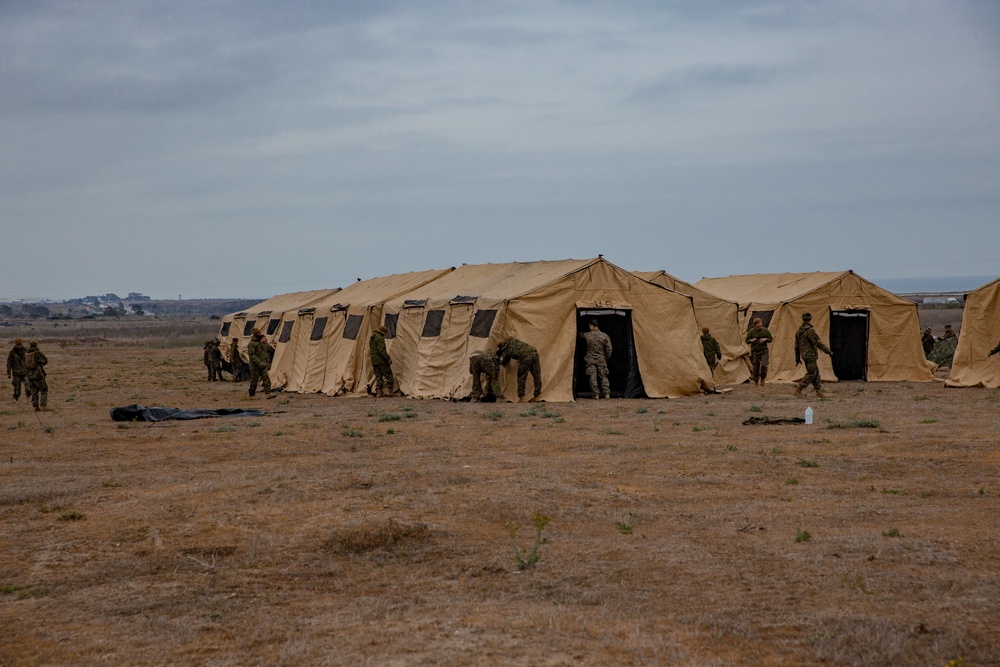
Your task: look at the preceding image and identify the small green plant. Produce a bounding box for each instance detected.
[116,423,131,430]
[377,413,402,422]
[386,427,395,435]
[616,522,633,534]
[882,527,902,538]
[246,421,261,428]
[341,428,363,438]
[786,478,798,485]
[771,446,783,454]
[748,405,763,413]
[552,417,565,423]
[914,395,927,401]
[505,513,551,570]
[210,424,237,433]
[807,438,830,444]
[795,527,811,543]
[58,511,85,522]
[692,426,708,432]
[484,410,504,421]
[881,488,901,495]
[797,459,819,468]
[920,418,938,424]
[44,426,56,434]
[605,429,623,435]
[1,585,26,595]
[635,407,648,414]
[725,444,738,451]
[945,658,972,667]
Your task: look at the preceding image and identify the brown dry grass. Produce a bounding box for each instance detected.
[1,330,998,666]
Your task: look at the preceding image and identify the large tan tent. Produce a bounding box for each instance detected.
[269,268,454,394]
[635,270,750,385]
[378,258,714,402]
[945,276,1000,388]
[219,289,339,362]
[695,271,935,384]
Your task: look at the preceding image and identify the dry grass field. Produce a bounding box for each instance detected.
[1,319,998,666]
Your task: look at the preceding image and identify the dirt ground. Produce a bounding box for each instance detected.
[1,332,998,666]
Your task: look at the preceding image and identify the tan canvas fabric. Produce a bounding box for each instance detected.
[696,271,934,383]
[946,277,1000,388]
[268,269,454,394]
[635,270,750,385]
[379,258,712,401]
[219,289,339,362]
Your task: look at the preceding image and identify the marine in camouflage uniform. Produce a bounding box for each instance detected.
[580,321,612,399]
[497,338,542,401]
[6,337,28,402]
[745,318,773,386]
[921,328,935,357]
[794,313,832,397]
[469,349,501,401]
[23,339,48,411]
[203,340,213,381]
[700,327,722,373]
[369,326,394,397]
[941,324,956,340]
[208,340,225,381]
[247,329,272,396]
[229,338,244,382]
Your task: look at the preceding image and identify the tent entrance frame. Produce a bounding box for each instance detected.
[573,309,644,399]
[829,309,869,381]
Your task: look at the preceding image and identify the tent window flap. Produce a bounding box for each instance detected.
[469,309,497,338]
[421,310,446,337]
[384,313,399,339]
[278,320,294,343]
[343,314,364,340]
[310,317,328,341]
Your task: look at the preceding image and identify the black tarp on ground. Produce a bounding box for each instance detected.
[110,404,265,422]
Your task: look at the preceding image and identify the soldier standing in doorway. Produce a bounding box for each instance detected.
[580,320,612,399]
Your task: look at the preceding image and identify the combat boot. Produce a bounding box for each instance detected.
[793,386,803,398]
[815,389,826,398]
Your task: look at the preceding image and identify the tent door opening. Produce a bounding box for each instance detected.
[830,310,869,381]
[574,309,644,399]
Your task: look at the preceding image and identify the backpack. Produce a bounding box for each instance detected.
[24,350,37,370]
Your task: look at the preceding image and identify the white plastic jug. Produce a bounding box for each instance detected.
[805,407,814,425]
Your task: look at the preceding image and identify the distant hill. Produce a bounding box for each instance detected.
[0,298,261,320]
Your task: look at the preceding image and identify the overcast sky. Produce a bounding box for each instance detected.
[2,0,998,300]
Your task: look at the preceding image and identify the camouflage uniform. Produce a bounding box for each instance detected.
[208,341,225,381]
[497,338,541,400]
[6,339,28,401]
[469,350,501,401]
[203,341,213,381]
[745,325,773,385]
[795,320,832,394]
[229,339,244,382]
[247,333,272,396]
[921,329,935,357]
[581,328,612,399]
[369,329,394,397]
[941,326,956,340]
[701,332,722,372]
[23,341,48,410]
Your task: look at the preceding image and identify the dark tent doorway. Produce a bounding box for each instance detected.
[830,310,869,381]
[574,309,644,398]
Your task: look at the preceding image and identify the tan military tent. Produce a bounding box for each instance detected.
[269,268,455,394]
[945,276,1000,388]
[379,258,713,401]
[219,289,339,362]
[695,271,935,383]
[635,270,750,385]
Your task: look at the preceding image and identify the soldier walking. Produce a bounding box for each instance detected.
[24,339,49,412]
[469,349,502,402]
[203,340,213,381]
[745,317,773,386]
[497,337,542,402]
[369,325,394,397]
[794,313,832,398]
[6,337,28,402]
[247,329,272,396]
[921,328,935,357]
[208,339,225,381]
[701,327,722,374]
[229,337,244,382]
[580,320,612,399]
